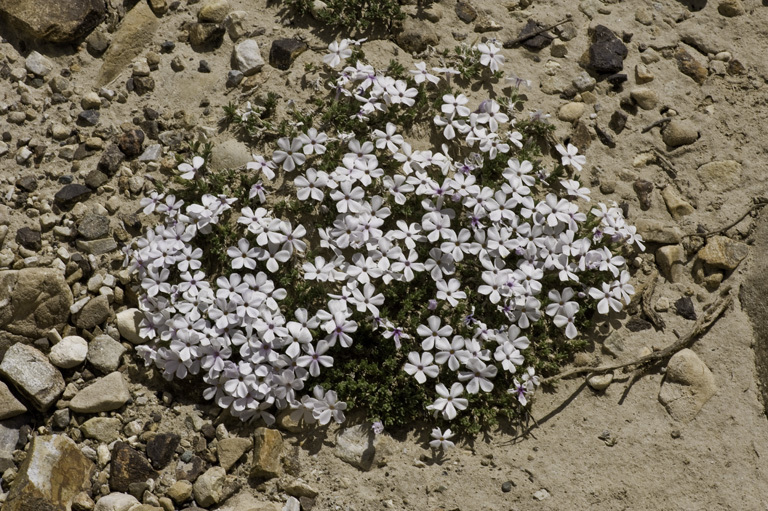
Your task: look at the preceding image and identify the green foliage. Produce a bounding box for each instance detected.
[287,0,405,34]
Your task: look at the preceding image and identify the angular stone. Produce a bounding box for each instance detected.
[75,295,110,330]
[3,435,94,511]
[78,109,100,127]
[659,349,717,422]
[69,371,130,413]
[630,87,658,110]
[718,0,744,17]
[87,334,127,373]
[697,160,741,192]
[85,169,109,190]
[78,213,110,240]
[635,219,683,244]
[132,76,155,96]
[25,51,54,77]
[49,335,89,369]
[193,467,227,507]
[198,0,230,22]
[662,119,699,147]
[279,478,319,499]
[633,179,654,211]
[588,25,627,74]
[76,237,118,256]
[217,437,251,472]
[98,144,125,175]
[697,236,748,271]
[675,296,697,320]
[0,0,106,43]
[81,417,122,443]
[251,427,283,479]
[0,382,26,420]
[656,245,684,283]
[395,18,439,53]
[110,441,159,492]
[15,227,42,251]
[675,48,708,84]
[0,343,64,412]
[269,38,308,71]
[166,480,193,504]
[0,268,72,339]
[138,144,162,162]
[517,20,553,51]
[176,455,205,482]
[147,432,180,470]
[335,423,376,471]
[55,184,92,208]
[662,187,694,219]
[93,492,139,511]
[455,1,477,23]
[98,1,160,86]
[233,39,265,76]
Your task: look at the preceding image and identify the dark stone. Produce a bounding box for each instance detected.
[633,179,654,211]
[727,59,746,76]
[171,56,185,72]
[674,48,708,84]
[609,110,627,134]
[54,183,91,208]
[517,20,554,50]
[128,481,150,501]
[188,23,225,48]
[570,120,592,153]
[226,70,244,88]
[501,481,515,492]
[77,110,100,127]
[0,0,106,43]
[110,442,159,492]
[146,432,180,470]
[626,317,652,332]
[86,30,110,56]
[15,176,37,192]
[198,60,211,73]
[269,38,309,71]
[15,227,41,251]
[160,40,176,53]
[201,423,216,440]
[455,1,478,23]
[176,455,205,482]
[300,497,315,510]
[139,120,159,141]
[675,297,697,320]
[588,25,627,75]
[118,129,145,158]
[132,76,155,95]
[77,214,110,240]
[119,213,142,231]
[143,106,160,121]
[98,144,125,174]
[594,124,616,148]
[84,169,108,189]
[70,253,92,279]
[73,144,92,161]
[52,93,68,105]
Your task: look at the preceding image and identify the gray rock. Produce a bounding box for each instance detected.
[3,435,94,511]
[52,408,70,428]
[75,295,110,330]
[49,335,88,369]
[116,308,145,344]
[93,492,140,511]
[572,71,596,92]
[25,51,53,77]
[233,39,265,76]
[395,18,439,53]
[335,423,376,471]
[55,184,92,208]
[193,467,227,507]
[97,1,160,86]
[69,371,130,413]
[226,70,244,88]
[659,349,717,422]
[98,144,125,175]
[0,344,64,412]
[86,30,110,55]
[662,119,699,147]
[588,25,627,74]
[78,109,100,126]
[0,268,72,339]
[138,144,163,161]
[76,237,118,255]
[0,417,25,471]
[517,20,553,50]
[0,0,106,43]
[283,496,301,511]
[78,213,110,240]
[210,138,252,170]
[81,417,122,443]
[455,1,477,23]
[217,437,252,472]
[15,227,42,251]
[0,382,27,420]
[85,170,109,189]
[87,334,127,373]
[269,38,308,71]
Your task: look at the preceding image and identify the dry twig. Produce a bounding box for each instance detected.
[652,149,678,179]
[641,118,671,133]
[503,17,572,48]
[540,286,732,386]
[682,197,768,239]
[641,270,665,330]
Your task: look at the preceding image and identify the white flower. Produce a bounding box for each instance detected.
[477,43,504,73]
[178,156,204,180]
[427,383,468,420]
[556,143,587,172]
[410,62,440,85]
[430,427,455,450]
[436,278,466,307]
[273,137,307,172]
[324,39,352,68]
[294,168,328,201]
[441,94,471,117]
[404,351,439,384]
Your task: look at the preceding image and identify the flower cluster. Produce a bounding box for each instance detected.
[124,38,642,442]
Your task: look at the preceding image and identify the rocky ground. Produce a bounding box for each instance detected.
[0,0,768,510]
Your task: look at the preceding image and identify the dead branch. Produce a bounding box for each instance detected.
[641,118,671,133]
[652,149,678,179]
[540,286,732,386]
[503,17,572,48]
[682,197,768,239]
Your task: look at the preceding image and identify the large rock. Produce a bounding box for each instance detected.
[116,308,145,345]
[97,1,160,85]
[335,423,376,471]
[75,295,111,330]
[93,492,140,511]
[81,417,122,443]
[0,0,106,43]
[217,437,252,472]
[232,39,264,76]
[587,25,627,74]
[0,343,65,412]
[110,442,159,492]
[87,334,127,373]
[49,335,89,369]
[0,268,73,340]
[251,428,283,479]
[0,381,26,419]
[697,236,748,271]
[193,467,227,507]
[659,349,717,422]
[395,17,439,53]
[697,160,742,192]
[3,435,94,511]
[69,371,130,413]
[0,416,25,471]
